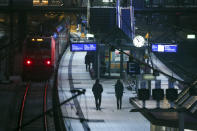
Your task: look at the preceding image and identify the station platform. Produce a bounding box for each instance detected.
[57,48,150,131]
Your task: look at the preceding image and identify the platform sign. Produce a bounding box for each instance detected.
[143,74,155,80]
[84,44,96,51]
[71,43,97,51]
[152,44,164,52]
[151,44,177,53]
[164,45,177,52]
[71,44,83,51]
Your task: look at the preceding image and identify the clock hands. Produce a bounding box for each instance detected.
[133,35,145,47]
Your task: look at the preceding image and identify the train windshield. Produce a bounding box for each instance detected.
[26,38,51,50]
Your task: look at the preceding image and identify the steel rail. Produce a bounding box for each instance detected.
[17,82,31,131]
[16,81,49,131]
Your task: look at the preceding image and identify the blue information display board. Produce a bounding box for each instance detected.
[164,45,177,52]
[152,44,177,52]
[71,43,97,51]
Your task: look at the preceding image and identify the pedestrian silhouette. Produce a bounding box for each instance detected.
[92,79,103,110]
[85,54,91,71]
[115,79,124,109]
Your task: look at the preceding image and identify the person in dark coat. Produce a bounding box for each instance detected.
[92,79,103,110]
[85,54,91,71]
[115,79,124,109]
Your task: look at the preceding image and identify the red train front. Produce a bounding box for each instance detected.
[22,36,57,80]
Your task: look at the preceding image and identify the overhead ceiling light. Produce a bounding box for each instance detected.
[103,0,113,2]
[187,34,195,39]
[86,33,94,38]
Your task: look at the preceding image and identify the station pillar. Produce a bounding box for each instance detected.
[108,46,111,77]
[120,49,124,79]
[97,44,100,79]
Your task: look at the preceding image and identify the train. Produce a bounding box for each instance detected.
[22,35,66,81]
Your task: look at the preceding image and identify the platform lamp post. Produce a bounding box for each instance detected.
[144,32,152,97]
[87,0,90,32]
[96,43,100,80]
[133,35,146,92]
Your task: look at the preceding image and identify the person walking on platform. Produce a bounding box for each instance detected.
[85,54,91,71]
[115,79,124,109]
[92,79,103,110]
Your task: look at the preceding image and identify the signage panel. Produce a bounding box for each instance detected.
[151,44,177,53]
[164,45,177,52]
[71,43,97,51]
[143,74,156,80]
[152,44,158,52]
[84,44,96,51]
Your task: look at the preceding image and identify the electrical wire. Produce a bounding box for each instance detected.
[84,93,89,120]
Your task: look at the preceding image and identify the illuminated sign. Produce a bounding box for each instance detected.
[143,74,156,80]
[152,44,177,52]
[31,38,44,42]
[33,0,48,6]
[187,34,195,39]
[37,38,44,42]
[71,43,97,51]
[164,45,177,52]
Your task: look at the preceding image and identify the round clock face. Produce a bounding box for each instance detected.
[133,35,145,47]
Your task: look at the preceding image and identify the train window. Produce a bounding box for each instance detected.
[26,38,51,49]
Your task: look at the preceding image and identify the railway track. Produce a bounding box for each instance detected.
[17,81,50,131]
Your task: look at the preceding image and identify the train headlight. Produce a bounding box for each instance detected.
[45,60,51,65]
[25,59,33,66]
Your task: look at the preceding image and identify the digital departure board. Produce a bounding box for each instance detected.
[71,43,97,51]
[151,44,177,52]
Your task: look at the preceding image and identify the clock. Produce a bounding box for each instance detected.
[133,35,145,47]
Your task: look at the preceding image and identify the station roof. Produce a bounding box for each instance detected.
[95,26,133,48]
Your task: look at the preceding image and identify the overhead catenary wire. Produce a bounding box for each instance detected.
[84,93,89,120]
